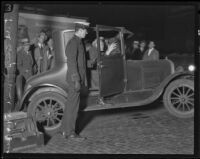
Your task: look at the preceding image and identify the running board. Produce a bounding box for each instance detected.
[83,89,155,111]
[83,102,141,111]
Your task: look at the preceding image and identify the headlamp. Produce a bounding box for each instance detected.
[188,65,195,72]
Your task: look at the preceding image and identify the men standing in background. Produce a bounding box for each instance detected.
[43,37,55,71]
[60,21,89,141]
[142,41,159,60]
[33,30,48,74]
[17,38,34,81]
[139,40,146,54]
[126,40,140,60]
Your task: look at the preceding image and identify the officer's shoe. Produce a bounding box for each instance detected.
[62,132,86,141]
[97,98,106,105]
[69,133,87,141]
[97,98,113,106]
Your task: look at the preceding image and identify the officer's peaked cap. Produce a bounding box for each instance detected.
[75,21,89,30]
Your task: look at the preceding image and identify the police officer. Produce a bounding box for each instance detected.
[60,21,89,140]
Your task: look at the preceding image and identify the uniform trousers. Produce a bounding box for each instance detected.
[61,82,80,136]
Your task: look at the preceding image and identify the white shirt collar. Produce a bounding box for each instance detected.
[38,43,44,48]
[148,48,154,56]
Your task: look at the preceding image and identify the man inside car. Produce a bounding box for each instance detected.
[142,41,159,60]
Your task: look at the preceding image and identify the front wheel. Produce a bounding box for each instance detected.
[163,78,194,118]
[27,92,67,136]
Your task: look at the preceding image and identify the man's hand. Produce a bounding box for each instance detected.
[105,42,117,55]
[74,81,81,92]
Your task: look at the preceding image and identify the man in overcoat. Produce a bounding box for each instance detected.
[60,21,89,140]
[17,38,34,80]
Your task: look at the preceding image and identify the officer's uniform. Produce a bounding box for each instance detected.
[61,34,87,136]
[17,47,33,80]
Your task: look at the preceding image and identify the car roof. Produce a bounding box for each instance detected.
[92,25,134,35]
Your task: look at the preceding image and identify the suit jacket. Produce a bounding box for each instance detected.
[130,48,143,60]
[65,35,87,86]
[88,46,98,69]
[33,43,48,74]
[49,48,55,69]
[42,46,55,71]
[142,48,159,60]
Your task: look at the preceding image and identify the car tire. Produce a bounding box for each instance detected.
[27,91,67,136]
[163,78,194,118]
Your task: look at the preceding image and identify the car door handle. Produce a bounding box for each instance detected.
[97,63,107,68]
[100,64,107,68]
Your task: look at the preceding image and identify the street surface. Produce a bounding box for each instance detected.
[20,101,194,154]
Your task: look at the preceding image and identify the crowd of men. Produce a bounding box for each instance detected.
[126,40,159,61]
[16,24,160,85]
[16,25,55,82]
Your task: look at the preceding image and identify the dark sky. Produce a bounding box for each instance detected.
[19,2,196,53]
[19,3,194,30]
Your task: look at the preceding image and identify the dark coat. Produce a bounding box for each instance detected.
[33,43,49,74]
[142,48,159,60]
[126,48,143,60]
[42,46,55,71]
[17,48,33,80]
[88,46,98,69]
[65,35,87,86]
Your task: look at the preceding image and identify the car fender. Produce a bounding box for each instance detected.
[154,71,194,98]
[19,84,68,111]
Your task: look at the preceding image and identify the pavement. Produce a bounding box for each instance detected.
[15,102,194,154]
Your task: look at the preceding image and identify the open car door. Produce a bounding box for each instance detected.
[96,25,126,97]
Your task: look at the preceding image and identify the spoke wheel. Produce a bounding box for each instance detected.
[28,91,67,136]
[163,79,194,118]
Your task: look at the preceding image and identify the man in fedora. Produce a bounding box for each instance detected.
[60,21,89,140]
[17,37,34,81]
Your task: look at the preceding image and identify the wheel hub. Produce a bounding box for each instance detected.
[179,95,187,103]
[45,105,54,117]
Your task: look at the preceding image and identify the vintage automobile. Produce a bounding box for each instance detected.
[16,25,194,136]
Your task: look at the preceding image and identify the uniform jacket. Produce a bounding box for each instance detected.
[142,48,159,60]
[65,35,87,86]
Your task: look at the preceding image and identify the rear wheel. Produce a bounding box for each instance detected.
[163,79,194,118]
[27,92,67,136]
